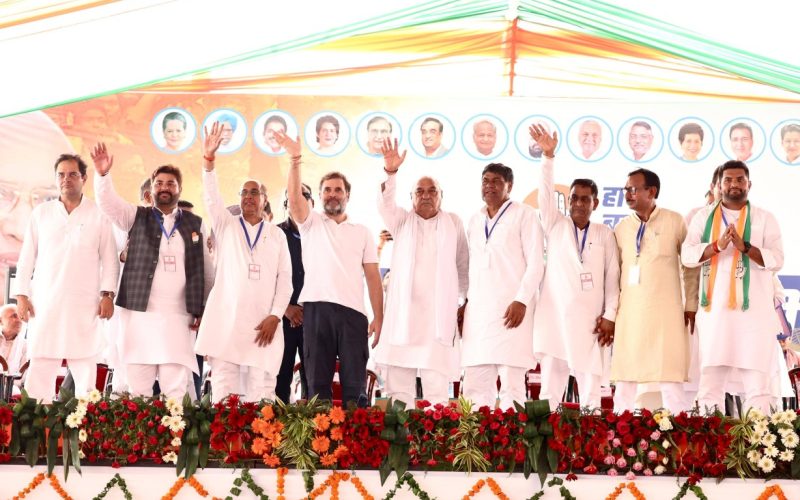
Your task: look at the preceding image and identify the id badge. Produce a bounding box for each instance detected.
[249,264,261,281]
[628,265,640,285]
[163,255,177,272]
[580,272,594,291]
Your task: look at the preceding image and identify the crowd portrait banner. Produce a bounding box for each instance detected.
[1,93,798,328]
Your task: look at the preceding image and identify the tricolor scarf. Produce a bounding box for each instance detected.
[700,201,751,311]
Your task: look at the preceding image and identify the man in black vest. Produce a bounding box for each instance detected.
[92,143,212,400]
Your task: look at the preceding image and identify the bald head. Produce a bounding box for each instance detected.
[412,176,442,220]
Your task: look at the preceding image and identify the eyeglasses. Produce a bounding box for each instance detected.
[239,189,263,197]
[56,171,82,180]
[622,186,647,195]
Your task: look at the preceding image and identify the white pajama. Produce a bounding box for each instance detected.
[25,356,97,403]
[463,364,527,410]
[127,363,189,400]
[538,355,602,410]
[614,381,689,414]
[210,357,276,403]
[382,366,450,407]
[697,366,772,414]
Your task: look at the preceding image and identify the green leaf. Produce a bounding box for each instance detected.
[379,460,391,485]
[176,442,188,476]
[199,441,209,469]
[70,432,82,475]
[792,454,800,479]
[546,447,557,473]
[186,442,199,478]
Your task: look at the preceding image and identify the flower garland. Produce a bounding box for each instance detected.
[11,472,45,500]
[672,480,708,500]
[462,477,509,499]
[528,476,576,500]
[92,473,133,500]
[382,472,433,500]
[606,481,646,500]
[306,471,373,500]
[161,475,221,500]
[756,484,789,500]
[225,468,269,500]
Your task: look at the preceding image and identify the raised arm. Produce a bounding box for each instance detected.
[201,122,230,233]
[91,143,137,231]
[277,131,309,224]
[378,138,410,234]
[530,124,559,233]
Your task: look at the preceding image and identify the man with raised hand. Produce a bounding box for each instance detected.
[277,131,383,408]
[373,138,468,407]
[682,160,783,414]
[461,160,544,410]
[14,153,118,402]
[530,124,620,411]
[194,122,292,403]
[93,144,212,400]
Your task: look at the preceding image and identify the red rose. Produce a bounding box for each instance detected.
[98,401,109,411]
[111,461,120,468]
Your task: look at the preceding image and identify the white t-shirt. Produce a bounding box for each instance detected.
[298,210,378,317]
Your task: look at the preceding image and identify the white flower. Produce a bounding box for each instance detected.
[72,405,87,420]
[662,457,669,465]
[77,396,90,408]
[753,420,769,436]
[747,450,762,464]
[88,389,102,403]
[761,433,777,447]
[785,411,797,423]
[168,416,186,433]
[662,440,670,450]
[78,429,87,443]
[764,445,779,458]
[749,408,766,421]
[782,432,799,449]
[65,414,81,429]
[654,465,665,475]
[659,418,673,431]
[778,427,794,438]
[758,456,776,474]
[162,452,178,464]
[166,398,183,416]
[79,450,85,459]
[779,450,794,462]
[171,437,182,447]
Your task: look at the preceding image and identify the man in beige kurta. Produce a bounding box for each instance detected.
[610,168,698,414]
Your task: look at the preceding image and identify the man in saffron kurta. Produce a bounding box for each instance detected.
[373,139,469,407]
[462,162,544,410]
[195,123,293,403]
[610,168,698,414]
[682,160,783,413]
[530,125,620,410]
[14,154,119,402]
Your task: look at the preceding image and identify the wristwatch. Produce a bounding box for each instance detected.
[101,291,115,299]
[742,242,752,254]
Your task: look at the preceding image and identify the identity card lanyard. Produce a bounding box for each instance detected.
[485,201,513,242]
[635,220,645,262]
[239,216,265,259]
[573,221,590,263]
[721,210,729,228]
[154,208,181,245]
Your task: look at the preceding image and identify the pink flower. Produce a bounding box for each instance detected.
[606,430,616,440]
[647,451,657,461]
[626,448,636,457]
[612,438,621,447]
[638,439,648,450]
[633,462,643,471]
[604,455,615,465]
[650,431,661,440]
[643,468,653,476]
[616,457,627,468]
[607,468,618,476]
[626,471,636,480]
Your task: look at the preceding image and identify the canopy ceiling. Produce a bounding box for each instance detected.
[2,0,798,118]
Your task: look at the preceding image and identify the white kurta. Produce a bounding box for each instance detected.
[372,174,468,379]
[194,170,292,372]
[532,157,619,377]
[0,332,27,373]
[13,197,118,360]
[95,173,212,374]
[682,203,784,373]
[462,200,544,368]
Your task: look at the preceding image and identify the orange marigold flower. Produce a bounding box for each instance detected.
[329,405,345,424]
[333,444,348,458]
[263,453,281,467]
[261,405,275,420]
[320,453,337,466]
[314,413,331,432]
[252,437,268,455]
[269,432,283,448]
[330,426,343,441]
[311,435,331,453]
[252,418,269,435]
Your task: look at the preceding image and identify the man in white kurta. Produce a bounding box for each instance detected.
[529,126,619,410]
[373,139,469,407]
[682,161,783,413]
[1,304,28,394]
[13,154,118,402]
[93,144,213,400]
[195,123,292,403]
[462,162,544,410]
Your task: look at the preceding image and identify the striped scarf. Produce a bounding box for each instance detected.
[700,201,751,311]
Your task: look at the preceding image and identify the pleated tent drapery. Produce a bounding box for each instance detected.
[2,0,798,119]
